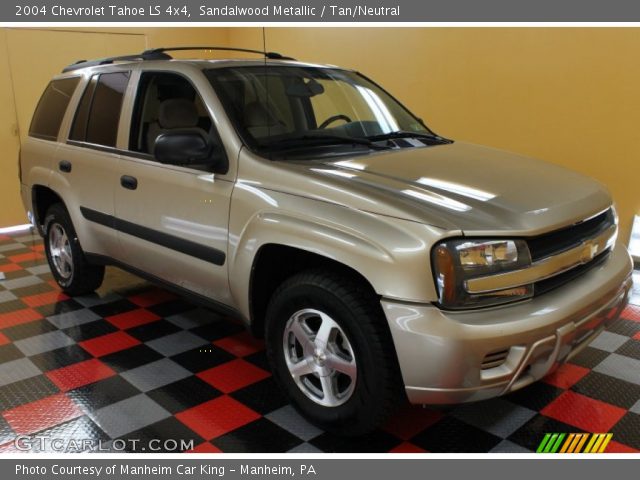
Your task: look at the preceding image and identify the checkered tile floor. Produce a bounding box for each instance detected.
[0,229,639,453]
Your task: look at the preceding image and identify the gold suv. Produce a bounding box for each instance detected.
[20,47,633,435]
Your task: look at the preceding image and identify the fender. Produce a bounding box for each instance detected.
[228,185,450,320]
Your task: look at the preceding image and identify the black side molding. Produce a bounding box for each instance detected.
[80,207,226,266]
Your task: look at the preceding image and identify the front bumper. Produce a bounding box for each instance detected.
[383,243,634,405]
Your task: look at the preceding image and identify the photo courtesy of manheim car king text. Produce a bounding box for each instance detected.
[0,0,639,478]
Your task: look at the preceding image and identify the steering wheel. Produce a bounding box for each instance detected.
[318,114,353,129]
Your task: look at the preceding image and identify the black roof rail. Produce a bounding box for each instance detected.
[62,46,295,73]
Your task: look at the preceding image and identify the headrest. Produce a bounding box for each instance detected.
[158,99,199,129]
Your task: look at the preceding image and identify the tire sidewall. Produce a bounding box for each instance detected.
[43,206,78,289]
[266,281,380,430]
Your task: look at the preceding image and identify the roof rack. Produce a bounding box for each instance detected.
[62,46,295,73]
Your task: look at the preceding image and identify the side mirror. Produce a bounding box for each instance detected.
[154,131,223,168]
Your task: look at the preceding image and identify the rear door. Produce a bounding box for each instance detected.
[52,69,130,258]
[113,67,235,305]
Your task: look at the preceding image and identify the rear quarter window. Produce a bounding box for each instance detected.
[69,71,129,148]
[29,77,80,141]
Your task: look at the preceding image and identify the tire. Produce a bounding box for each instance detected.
[265,268,403,436]
[43,203,105,296]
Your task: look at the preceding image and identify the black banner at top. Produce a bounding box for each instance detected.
[6,0,640,22]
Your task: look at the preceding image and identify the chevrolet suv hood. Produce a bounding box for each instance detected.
[294,142,612,235]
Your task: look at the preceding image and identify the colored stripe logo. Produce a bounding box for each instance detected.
[536,433,613,453]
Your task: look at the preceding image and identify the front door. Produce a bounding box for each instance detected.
[114,70,234,305]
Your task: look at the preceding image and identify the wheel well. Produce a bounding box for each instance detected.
[249,244,378,337]
[32,186,64,232]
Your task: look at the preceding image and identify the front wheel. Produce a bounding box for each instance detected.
[43,203,105,296]
[265,269,403,436]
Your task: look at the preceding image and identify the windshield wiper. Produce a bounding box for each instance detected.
[261,134,392,151]
[366,131,451,143]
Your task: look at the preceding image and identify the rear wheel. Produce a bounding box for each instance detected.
[265,269,403,436]
[43,203,105,295]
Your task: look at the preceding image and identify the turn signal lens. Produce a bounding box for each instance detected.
[432,238,533,310]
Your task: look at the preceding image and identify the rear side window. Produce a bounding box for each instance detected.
[70,71,129,147]
[29,77,80,141]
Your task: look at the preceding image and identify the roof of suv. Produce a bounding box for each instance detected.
[61,46,337,74]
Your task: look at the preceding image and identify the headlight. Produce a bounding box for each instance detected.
[432,239,533,310]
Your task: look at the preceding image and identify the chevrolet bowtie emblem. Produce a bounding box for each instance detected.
[580,240,598,263]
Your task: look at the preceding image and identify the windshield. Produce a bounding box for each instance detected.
[205,66,440,156]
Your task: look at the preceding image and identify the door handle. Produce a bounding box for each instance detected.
[120,175,138,190]
[58,160,72,173]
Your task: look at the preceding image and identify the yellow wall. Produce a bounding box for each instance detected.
[0,27,229,226]
[1,27,638,244]
[231,27,640,244]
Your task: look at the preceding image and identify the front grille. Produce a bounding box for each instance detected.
[527,209,614,262]
[481,349,510,370]
[534,249,610,297]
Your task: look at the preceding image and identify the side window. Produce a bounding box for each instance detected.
[69,72,129,147]
[129,71,213,159]
[29,77,80,141]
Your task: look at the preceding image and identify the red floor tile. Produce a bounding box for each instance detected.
[213,331,265,357]
[22,290,69,308]
[384,405,443,440]
[106,309,161,329]
[605,441,639,453]
[543,363,590,389]
[197,359,270,393]
[187,442,223,453]
[30,244,45,253]
[128,289,178,308]
[633,331,640,341]
[176,395,260,440]
[0,332,9,346]
[46,358,116,391]
[8,252,44,263]
[388,442,428,453]
[622,305,640,323]
[0,308,43,329]
[541,391,627,432]
[2,393,82,435]
[79,331,141,357]
[0,263,22,273]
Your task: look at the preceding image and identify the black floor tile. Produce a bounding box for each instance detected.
[615,339,640,361]
[611,412,640,450]
[100,344,164,373]
[147,376,221,414]
[571,371,640,409]
[311,429,401,453]
[212,418,302,453]
[35,299,84,318]
[126,321,182,343]
[68,376,140,412]
[118,417,205,452]
[188,321,244,342]
[0,375,59,411]
[170,346,235,373]
[507,415,584,451]
[1,319,58,341]
[29,345,93,372]
[567,346,611,369]
[0,344,24,363]
[504,381,565,412]
[29,416,109,452]
[148,299,196,318]
[89,299,137,318]
[411,416,502,453]
[607,319,640,338]
[230,377,288,415]
[62,320,118,342]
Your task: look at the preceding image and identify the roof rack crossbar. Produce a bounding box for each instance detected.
[62,46,294,73]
